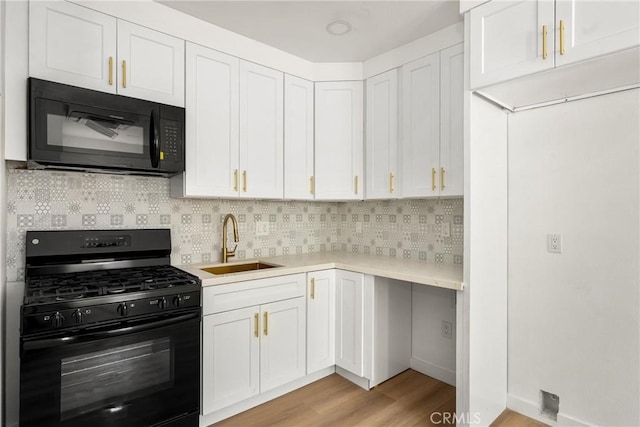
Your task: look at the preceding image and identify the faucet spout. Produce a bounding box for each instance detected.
[222,213,240,263]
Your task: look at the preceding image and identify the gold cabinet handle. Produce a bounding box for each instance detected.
[242,170,247,192]
[542,25,548,60]
[254,313,259,338]
[122,60,127,88]
[431,168,436,191]
[354,176,359,194]
[559,20,566,55]
[440,167,445,190]
[108,56,113,85]
[389,172,394,193]
[310,176,315,195]
[233,169,238,191]
[263,312,268,336]
[310,277,315,299]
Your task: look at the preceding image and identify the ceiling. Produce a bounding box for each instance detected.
[158,1,462,62]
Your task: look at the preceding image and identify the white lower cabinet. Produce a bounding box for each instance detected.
[335,270,365,377]
[202,274,306,415]
[260,298,306,392]
[203,306,260,414]
[202,271,413,419]
[306,270,336,373]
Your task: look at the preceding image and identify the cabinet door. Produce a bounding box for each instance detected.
[239,61,284,199]
[260,298,306,392]
[365,69,399,199]
[315,81,364,200]
[175,43,239,198]
[556,0,640,67]
[284,74,315,200]
[29,1,117,93]
[202,306,260,414]
[439,44,465,197]
[335,270,364,377]
[470,0,555,89]
[401,53,440,198]
[307,270,336,374]
[117,20,185,106]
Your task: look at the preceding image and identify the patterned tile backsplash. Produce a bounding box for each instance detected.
[5,169,463,281]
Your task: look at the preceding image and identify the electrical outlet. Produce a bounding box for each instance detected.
[547,234,562,253]
[441,321,453,339]
[442,222,451,238]
[256,221,269,237]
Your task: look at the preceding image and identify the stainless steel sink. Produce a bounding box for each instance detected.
[201,262,281,275]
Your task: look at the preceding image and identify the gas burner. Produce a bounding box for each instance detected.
[24,265,200,305]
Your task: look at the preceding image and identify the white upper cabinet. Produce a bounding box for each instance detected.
[315,81,364,201]
[172,43,239,199]
[439,44,465,197]
[555,0,640,67]
[239,61,284,199]
[117,20,185,106]
[401,52,441,198]
[470,0,555,89]
[29,1,117,94]
[365,69,399,200]
[29,1,185,106]
[284,75,315,200]
[470,0,639,90]
[401,46,464,198]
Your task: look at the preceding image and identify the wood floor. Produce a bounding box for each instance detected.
[213,369,546,426]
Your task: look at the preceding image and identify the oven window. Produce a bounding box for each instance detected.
[47,112,145,154]
[60,337,173,421]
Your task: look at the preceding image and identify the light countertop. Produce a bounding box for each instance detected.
[179,252,464,291]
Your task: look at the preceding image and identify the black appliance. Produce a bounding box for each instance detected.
[19,229,201,427]
[29,78,185,176]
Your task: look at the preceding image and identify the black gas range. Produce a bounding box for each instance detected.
[20,229,201,427]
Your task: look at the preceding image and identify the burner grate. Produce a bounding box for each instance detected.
[24,265,200,305]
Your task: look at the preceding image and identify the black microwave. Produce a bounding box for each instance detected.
[28,78,185,176]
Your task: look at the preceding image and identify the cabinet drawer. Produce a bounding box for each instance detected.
[203,273,306,315]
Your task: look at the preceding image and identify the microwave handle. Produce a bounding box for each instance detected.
[150,110,160,168]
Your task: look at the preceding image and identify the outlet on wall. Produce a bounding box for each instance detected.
[547,234,562,253]
[256,221,269,237]
[441,320,453,339]
[442,222,451,238]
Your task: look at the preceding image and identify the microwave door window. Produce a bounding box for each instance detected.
[46,112,145,155]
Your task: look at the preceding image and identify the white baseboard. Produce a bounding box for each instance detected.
[335,366,371,390]
[199,367,335,426]
[507,394,593,427]
[410,357,456,387]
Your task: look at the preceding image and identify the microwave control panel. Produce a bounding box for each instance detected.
[161,120,182,161]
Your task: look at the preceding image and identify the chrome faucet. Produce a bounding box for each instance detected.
[222,213,239,263]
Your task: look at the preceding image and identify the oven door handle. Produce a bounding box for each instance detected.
[22,311,200,351]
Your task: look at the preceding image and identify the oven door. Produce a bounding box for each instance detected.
[20,311,200,427]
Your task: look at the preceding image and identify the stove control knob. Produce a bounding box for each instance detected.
[173,295,184,308]
[72,309,84,324]
[158,297,168,310]
[52,312,65,328]
[117,302,128,317]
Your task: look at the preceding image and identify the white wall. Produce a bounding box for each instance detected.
[1,0,7,423]
[411,284,457,386]
[507,88,640,425]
